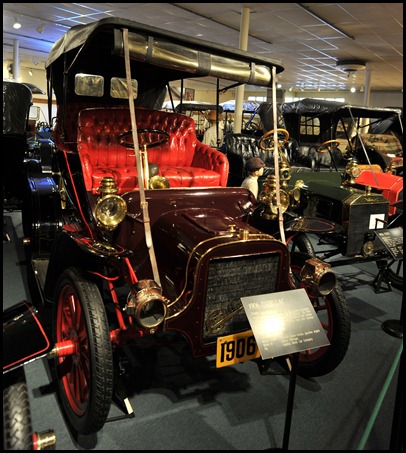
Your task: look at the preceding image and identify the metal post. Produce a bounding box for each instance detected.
[363,69,371,107]
[13,39,20,81]
[234,7,250,134]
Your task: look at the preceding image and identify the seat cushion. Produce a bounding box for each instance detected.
[158,166,221,187]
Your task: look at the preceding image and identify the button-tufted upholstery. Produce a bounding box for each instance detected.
[225,132,313,187]
[224,133,263,186]
[76,107,229,193]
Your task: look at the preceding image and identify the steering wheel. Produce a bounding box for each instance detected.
[118,128,169,149]
[258,129,290,151]
[244,121,261,131]
[317,139,340,154]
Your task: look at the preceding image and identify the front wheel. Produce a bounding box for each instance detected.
[290,252,351,377]
[53,267,113,435]
[287,232,315,256]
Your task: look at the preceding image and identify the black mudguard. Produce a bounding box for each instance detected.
[3,300,52,373]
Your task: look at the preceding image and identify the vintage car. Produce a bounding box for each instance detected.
[280,98,403,175]
[3,300,56,450]
[3,80,33,209]
[274,99,403,289]
[173,102,224,142]
[250,128,403,291]
[20,17,350,437]
[3,80,53,214]
[220,99,264,133]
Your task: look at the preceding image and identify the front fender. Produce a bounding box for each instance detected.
[284,216,342,234]
[3,300,52,373]
[43,230,132,303]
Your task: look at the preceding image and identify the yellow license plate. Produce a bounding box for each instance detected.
[216,330,260,368]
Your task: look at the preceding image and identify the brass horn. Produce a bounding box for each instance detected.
[149,175,170,189]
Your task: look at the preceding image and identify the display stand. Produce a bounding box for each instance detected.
[242,288,330,451]
[372,227,403,294]
[372,260,393,293]
[106,347,136,423]
[258,354,299,451]
[281,352,299,451]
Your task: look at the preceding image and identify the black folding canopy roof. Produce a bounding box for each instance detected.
[281,98,402,120]
[46,17,284,106]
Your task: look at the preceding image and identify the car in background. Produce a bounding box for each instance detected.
[250,126,402,291]
[162,101,223,141]
[3,80,33,209]
[20,17,350,438]
[280,98,403,175]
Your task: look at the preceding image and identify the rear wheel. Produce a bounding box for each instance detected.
[53,267,113,435]
[290,252,351,377]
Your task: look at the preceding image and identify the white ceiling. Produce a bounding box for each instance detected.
[3,3,403,93]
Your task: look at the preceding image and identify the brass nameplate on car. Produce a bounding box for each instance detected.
[216,330,260,368]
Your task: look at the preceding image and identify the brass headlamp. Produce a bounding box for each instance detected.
[343,159,361,185]
[94,177,127,230]
[258,175,290,220]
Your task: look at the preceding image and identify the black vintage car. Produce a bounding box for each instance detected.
[3,80,53,214]
[19,17,350,438]
[3,80,32,209]
[281,98,403,175]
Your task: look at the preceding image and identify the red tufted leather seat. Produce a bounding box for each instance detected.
[76,107,229,193]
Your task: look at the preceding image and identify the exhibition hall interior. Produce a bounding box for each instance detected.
[3,3,403,451]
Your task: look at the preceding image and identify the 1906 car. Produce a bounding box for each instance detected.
[18,18,350,438]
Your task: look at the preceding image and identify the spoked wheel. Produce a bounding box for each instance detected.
[53,267,113,435]
[290,252,351,377]
[3,368,33,450]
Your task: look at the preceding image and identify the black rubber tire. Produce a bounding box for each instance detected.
[3,368,33,450]
[53,267,113,435]
[288,232,315,256]
[290,252,351,377]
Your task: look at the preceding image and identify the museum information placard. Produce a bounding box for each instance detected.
[375,227,403,260]
[241,288,330,360]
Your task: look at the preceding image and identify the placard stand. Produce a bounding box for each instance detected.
[373,227,403,293]
[256,354,299,451]
[241,288,330,450]
[372,260,394,293]
[281,352,299,451]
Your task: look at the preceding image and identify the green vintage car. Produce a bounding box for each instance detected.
[251,99,403,292]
